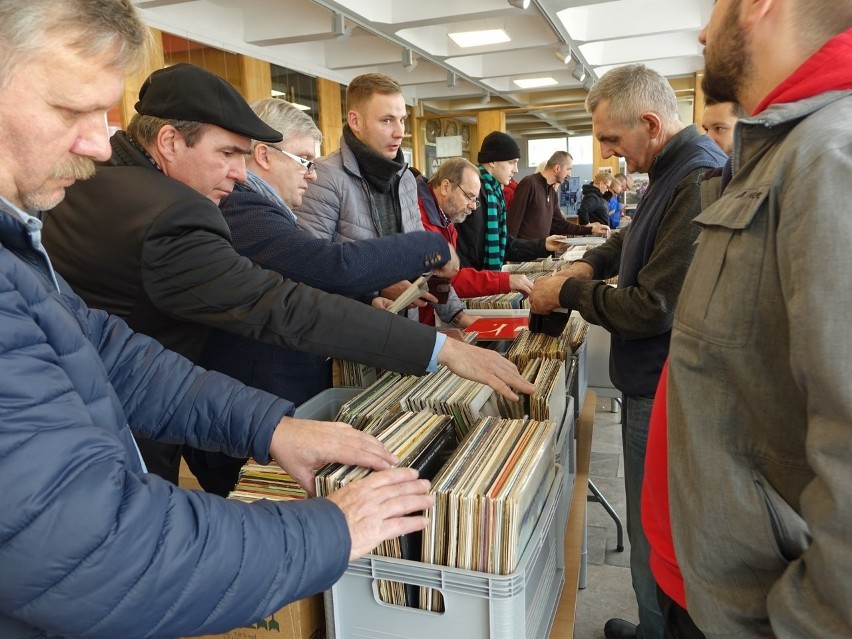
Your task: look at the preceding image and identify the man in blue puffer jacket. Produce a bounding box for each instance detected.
[0,2,434,637]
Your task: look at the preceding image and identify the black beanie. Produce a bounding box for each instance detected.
[477,131,520,163]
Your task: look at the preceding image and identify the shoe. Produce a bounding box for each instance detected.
[604,618,638,639]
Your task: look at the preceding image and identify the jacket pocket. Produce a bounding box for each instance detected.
[674,186,769,347]
[752,469,811,563]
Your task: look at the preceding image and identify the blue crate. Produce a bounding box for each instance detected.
[326,468,565,639]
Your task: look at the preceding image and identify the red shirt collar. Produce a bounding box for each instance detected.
[754,28,852,115]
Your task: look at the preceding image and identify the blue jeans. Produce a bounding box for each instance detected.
[622,394,664,639]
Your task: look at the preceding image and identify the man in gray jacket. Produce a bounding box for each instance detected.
[296,72,476,329]
[665,0,852,637]
[529,65,726,639]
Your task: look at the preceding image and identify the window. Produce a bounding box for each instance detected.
[527,137,567,168]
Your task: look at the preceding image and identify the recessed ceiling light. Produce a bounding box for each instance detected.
[448,28,511,48]
[514,77,559,89]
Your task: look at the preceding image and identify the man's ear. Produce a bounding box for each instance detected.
[742,0,774,29]
[155,125,180,162]
[253,144,272,171]
[347,109,360,134]
[640,112,663,141]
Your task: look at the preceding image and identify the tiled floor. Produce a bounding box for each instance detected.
[570,398,638,639]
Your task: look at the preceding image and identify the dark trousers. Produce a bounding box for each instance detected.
[657,586,706,639]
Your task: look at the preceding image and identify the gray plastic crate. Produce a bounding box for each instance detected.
[554,396,575,545]
[326,468,565,639]
[294,387,363,421]
[570,340,588,417]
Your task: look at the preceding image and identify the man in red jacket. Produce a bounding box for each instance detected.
[416,158,565,325]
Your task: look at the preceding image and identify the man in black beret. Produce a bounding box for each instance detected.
[455,130,566,271]
[42,63,533,494]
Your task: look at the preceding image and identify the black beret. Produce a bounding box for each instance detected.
[135,63,282,143]
[477,131,521,163]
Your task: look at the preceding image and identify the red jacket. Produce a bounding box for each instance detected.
[417,180,510,325]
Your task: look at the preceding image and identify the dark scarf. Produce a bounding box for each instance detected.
[478,166,508,270]
[342,125,406,192]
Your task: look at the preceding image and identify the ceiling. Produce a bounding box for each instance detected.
[133,0,713,140]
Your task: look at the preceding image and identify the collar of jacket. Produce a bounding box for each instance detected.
[109,130,157,170]
[416,175,450,228]
[648,124,702,186]
[341,124,405,193]
[732,90,851,177]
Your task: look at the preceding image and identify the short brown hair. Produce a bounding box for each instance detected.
[346,73,403,113]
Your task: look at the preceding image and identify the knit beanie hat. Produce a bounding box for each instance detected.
[477,131,521,163]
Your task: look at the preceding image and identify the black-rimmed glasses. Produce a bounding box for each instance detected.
[449,181,480,207]
[267,145,316,174]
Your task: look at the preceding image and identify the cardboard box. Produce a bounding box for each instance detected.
[191,594,324,639]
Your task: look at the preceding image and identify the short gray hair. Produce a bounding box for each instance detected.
[586,64,679,127]
[0,0,153,89]
[250,98,322,149]
[545,151,572,169]
[429,157,478,188]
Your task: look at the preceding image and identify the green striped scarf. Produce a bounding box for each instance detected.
[479,166,507,270]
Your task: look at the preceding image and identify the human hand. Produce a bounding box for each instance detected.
[327,467,434,561]
[268,417,398,496]
[380,281,438,308]
[529,275,568,315]
[545,235,567,252]
[590,223,610,237]
[554,261,595,280]
[436,338,535,401]
[433,244,461,279]
[508,273,533,296]
[371,296,394,310]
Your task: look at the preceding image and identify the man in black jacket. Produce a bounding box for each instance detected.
[43,63,533,493]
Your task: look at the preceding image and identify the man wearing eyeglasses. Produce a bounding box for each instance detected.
[296,72,475,329]
[417,157,567,326]
[205,97,460,406]
[42,63,534,495]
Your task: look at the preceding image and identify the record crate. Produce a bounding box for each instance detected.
[324,467,565,639]
[570,339,588,418]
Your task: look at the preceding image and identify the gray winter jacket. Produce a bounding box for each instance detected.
[297,136,464,322]
[668,90,852,639]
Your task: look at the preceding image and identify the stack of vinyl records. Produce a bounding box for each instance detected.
[502,256,557,273]
[336,367,501,439]
[566,315,589,352]
[463,292,528,310]
[315,411,456,607]
[420,416,557,611]
[498,358,566,422]
[335,371,421,428]
[332,359,379,388]
[227,462,308,503]
[505,328,571,369]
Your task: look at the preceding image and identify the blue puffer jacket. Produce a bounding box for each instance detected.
[0,203,349,638]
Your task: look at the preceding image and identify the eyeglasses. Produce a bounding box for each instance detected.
[267,145,316,174]
[449,181,480,207]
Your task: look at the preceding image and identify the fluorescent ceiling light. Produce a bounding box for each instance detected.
[271,89,311,111]
[448,28,510,48]
[508,0,530,8]
[514,77,558,89]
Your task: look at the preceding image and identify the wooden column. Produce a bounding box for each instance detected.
[408,105,424,173]
[474,109,506,162]
[317,77,343,155]
[592,136,619,176]
[119,27,164,128]
[693,71,706,126]
[236,56,272,103]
